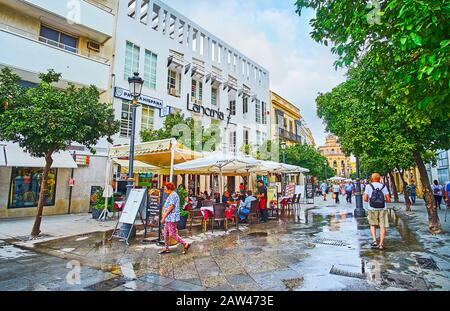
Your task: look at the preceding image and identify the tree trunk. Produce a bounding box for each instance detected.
[398,169,412,212]
[413,151,442,234]
[389,172,399,203]
[384,175,392,197]
[30,151,53,239]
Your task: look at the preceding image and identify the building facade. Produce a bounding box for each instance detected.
[112,0,271,154]
[269,91,314,147]
[0,0,118,218]
[318,134,355,178]
[0,0,272,218]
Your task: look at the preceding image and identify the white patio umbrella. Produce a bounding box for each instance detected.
[329,176,345,181]
[174,152,261,195]
[99,158,114,221]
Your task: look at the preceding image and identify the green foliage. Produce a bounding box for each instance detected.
[141,112,220,152]
[283,143,334,180]
[296,0,450,117]
[0,68,120,158]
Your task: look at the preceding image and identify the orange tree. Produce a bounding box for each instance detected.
[0,68,119,238]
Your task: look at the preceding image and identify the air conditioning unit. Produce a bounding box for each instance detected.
[169,88,177,96]
[87,41,100,53]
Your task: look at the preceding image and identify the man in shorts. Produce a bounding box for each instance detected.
[364,173,391,250]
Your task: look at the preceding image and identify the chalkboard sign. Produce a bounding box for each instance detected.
[147,195,160,218]
[306,184,314,199]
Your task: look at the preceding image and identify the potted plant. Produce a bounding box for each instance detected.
[177,186,190,230]
[91,187,110,219]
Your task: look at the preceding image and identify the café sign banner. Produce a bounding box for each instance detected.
[114,87,163,110]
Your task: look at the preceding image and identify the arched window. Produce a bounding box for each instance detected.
[333,160,337,167]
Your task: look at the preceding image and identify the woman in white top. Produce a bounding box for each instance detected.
[332,182,341,204]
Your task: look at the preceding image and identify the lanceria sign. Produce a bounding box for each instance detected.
[187,98,225,120]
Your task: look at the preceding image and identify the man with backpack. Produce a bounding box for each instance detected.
[364,173,391,250]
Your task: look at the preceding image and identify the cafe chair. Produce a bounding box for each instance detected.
[189,209,206,232]
[248,200,260,224]
[287,194,297,215]
[211,203,227,232]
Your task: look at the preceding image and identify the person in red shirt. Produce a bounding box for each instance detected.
[257,180,268,223]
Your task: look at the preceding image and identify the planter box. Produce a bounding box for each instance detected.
[177,216,188,230]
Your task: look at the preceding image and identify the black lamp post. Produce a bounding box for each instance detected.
[126,72,144,198]
[354,156,365,217]
[280,141,287,195]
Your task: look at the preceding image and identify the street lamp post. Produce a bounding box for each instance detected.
[354,156,365,217]
[126,72,144,198]
[280,141,287,195]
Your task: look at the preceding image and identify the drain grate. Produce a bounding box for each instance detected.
[416,257,440,271]
[330,265,366,279]
[85,277,127,291]
[313,238,347,247]
[248,232,268,238]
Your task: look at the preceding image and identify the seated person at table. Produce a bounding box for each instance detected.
[239,191,256,222]
[222,191,233,204]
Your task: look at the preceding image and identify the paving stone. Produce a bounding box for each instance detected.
[0,277,31,291]
[166,279,204,291]
[139,273,174,286]
[225,273,255,285]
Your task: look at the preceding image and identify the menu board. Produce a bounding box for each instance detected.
[119,188,147,225]
[147,195,160,218]
[306,183,315,199]
[267,186,277,206]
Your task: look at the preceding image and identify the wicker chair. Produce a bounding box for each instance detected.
[248,200,260,224]
[211,203,227,232]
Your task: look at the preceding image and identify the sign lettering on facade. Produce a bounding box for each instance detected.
[114,87,163,110]
[187,101,225,120]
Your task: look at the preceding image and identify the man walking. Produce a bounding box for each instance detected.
[364,173,391,250]
[257,180,268,223]
[431,180,444,210]
[320,181,329,201]
[345,181,354,204]
[406,181,417,205]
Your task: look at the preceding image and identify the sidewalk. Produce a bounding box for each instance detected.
[0,213,116,246]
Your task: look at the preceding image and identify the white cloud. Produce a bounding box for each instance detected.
[167,0,345,146]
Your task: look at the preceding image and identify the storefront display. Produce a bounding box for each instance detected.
[9,167,57,208]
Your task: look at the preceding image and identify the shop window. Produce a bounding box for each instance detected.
[9,167,57,208]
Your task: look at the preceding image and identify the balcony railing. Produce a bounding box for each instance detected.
[0,23,110,64]
[278,128,302,143]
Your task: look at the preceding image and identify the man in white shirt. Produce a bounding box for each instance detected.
[364,173,391,250]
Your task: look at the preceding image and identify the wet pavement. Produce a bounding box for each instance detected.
[1,195,449,291]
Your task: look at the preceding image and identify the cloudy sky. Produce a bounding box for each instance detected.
[166,0,346,146]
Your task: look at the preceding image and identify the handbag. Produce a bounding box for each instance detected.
[332,193,336,199]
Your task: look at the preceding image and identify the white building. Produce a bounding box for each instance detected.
[0,0,117,218]
[112,0,271,153]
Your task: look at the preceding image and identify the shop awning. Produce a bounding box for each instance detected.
[2,143,78,168]
[112,159,162,173]
[109,138,203,168]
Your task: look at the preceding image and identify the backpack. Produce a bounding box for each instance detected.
[369,184,386,209]
[433,185,441,195]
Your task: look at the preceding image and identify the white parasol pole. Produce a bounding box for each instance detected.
[169,139,175,183]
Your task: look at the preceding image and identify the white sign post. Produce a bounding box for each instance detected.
[109,188,147,245]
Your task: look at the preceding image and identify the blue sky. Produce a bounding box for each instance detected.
[166,0,346,146]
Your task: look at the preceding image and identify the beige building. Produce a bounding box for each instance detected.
[318,134,355,178]
[269,91,315,147]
